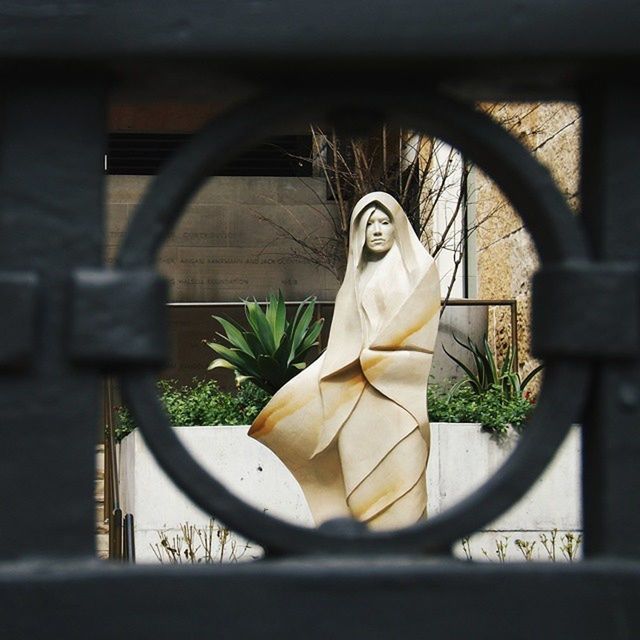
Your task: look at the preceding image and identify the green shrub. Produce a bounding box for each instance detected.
[427,383,534,438]
[113,376,532,443]
[205,291,324,394]
[114,379,272,442]
[233,381,273,424]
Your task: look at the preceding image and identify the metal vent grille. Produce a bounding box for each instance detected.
[106,133,312,176]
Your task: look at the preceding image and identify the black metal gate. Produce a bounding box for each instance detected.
[0,3,639,637]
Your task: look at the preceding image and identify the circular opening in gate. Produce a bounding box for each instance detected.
[113,92,589,557]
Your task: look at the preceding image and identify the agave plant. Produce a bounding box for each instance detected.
[443,334,542,400]
[205,291,324,394]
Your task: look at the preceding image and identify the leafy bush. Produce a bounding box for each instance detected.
[427,383,534,438]
[112,371,532,443]
[205,291,324,394]
[443,334,542,400]
[114,379,272,442]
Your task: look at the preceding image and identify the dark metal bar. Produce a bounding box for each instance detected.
[510,300,519,373]
[167,299,518,307]
[0,72,106,559]
[106,381,122,561]
[103,380,113,524]
[580,80,640,557]
[103,425,111,526]
[123,514,136,563]
[0,1,637,66]
[110,508,123,561]
[0,560,639,637]
[108,417,120,515]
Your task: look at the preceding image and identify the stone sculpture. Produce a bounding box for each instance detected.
[249,192,440,529]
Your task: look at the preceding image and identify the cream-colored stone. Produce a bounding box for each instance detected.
[105,203,130,233]
[478,237,513,299]
[105,175,339,302]
[477,102,579,385]
[249,193,440,530]
[474,171,523,242]
[276,177,328,204]
[167,205,230,247]
[195,176,280,205]
[531,103,581,210]
[106,175,151,204]
[161,246,336,302]
[226,204,329,249]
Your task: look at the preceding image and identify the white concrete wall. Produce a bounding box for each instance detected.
[119,424,581,563]
[431,424,582,561]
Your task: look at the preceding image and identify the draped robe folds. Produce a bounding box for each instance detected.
[249,192,440,529]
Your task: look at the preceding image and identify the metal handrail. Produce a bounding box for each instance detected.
[168,298,519,370]
[105,379,119,515]
[104,378,135,562]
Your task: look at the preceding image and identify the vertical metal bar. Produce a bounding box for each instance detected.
[107,382,120,513]
[103,380,112,524]
[0,71,106,559]
[104,377,117,524]
[510,300,519,373]
[110,508,123,561]
[123,513,136,563]
[580,80,640,557]
[103,419,111,524]
[108,509,115,559]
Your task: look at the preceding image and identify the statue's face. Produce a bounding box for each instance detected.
[365,208,395,255]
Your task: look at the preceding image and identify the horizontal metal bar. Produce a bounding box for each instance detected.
[532,263,640,358]
[166,299,516,307]
[0,559,638,638]
[0,1,637,64]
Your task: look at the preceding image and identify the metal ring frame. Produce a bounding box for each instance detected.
[116,89,591,555]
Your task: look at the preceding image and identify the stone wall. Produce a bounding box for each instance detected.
[106,175,341,302]
[475,104,581,389]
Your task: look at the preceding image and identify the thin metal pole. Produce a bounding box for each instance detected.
[110,508,123,561]
[123,514,136,563]
[510,300,519,373]
[103,425,111,525]
[103,380,112,523]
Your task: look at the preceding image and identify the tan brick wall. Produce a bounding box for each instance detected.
[106,175,340,302]
[476,103,581,391]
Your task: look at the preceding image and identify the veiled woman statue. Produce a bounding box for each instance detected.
[249,192,440,529]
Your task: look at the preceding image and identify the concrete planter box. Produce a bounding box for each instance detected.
[120,423,581,562]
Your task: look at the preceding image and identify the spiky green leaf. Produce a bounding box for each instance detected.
[521,364,544,391]
[207,358,237,372]
[245,299,276,353]
[290,299,316,353]
[442,343,481,392]
[212,315,254,355]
